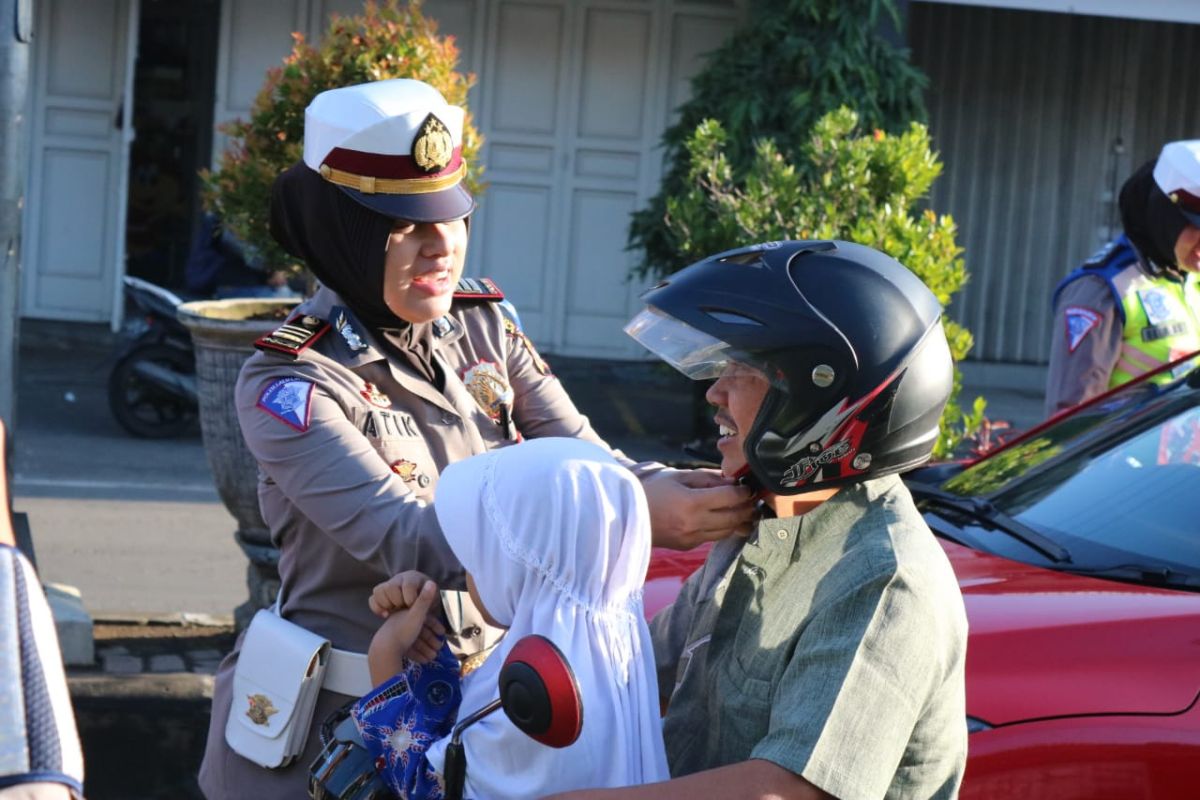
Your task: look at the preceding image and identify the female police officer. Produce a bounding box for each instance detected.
[198,79,753,799]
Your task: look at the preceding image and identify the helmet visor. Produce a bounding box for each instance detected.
[624,307,784,387]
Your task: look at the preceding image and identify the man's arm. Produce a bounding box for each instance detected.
[543,759,834,800]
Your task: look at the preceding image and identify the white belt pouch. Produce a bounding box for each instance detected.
[225,608,330,769]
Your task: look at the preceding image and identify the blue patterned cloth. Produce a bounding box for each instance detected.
[352,643,463,799]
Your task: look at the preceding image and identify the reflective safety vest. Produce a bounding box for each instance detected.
[1052,235,1200,388]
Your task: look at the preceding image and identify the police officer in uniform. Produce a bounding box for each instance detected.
[198,79,754,799]
[1045,140,1200,417]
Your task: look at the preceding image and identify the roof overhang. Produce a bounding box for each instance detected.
[917,0,1200,25]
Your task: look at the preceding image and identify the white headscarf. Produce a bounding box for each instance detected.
[425,437,669,799]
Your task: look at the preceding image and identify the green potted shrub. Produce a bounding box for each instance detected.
[178,0,482,624]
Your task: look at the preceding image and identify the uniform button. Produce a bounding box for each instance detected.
[417,474,431,488]
[775,529,789,541]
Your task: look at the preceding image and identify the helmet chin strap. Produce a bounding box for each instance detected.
[732,463,768,499]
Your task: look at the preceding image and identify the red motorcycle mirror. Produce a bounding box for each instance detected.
[499,634,583,748]
[443,635,583,800]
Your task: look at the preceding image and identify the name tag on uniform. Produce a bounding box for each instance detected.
[356,409,420,439]
[1142,321,1188,342]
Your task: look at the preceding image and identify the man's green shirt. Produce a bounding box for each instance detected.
[651,475,968,800]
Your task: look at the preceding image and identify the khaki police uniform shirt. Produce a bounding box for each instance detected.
[1044,275,1123,418]
[235,285,644,655]
[651,476,968,800]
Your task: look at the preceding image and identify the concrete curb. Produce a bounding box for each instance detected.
[67,616,234,798]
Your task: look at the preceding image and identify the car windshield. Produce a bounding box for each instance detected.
[940,376,1200,577]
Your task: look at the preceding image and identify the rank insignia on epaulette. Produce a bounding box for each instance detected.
[255,315,330,359]
[453,277,504,300]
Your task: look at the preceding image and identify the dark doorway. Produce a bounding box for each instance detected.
[124,0,219,292]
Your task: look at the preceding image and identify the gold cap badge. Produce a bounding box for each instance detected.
[412,113,454,173]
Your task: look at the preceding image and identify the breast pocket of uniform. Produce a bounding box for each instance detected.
[354,407,437,494]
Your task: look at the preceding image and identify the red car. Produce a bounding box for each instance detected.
[644,368,1200,799]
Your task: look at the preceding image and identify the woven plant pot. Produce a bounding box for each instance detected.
[177,298,299,626]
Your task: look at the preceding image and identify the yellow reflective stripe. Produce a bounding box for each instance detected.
[1118,342,1166,372]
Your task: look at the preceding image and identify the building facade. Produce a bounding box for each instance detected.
[18,0,1200,364]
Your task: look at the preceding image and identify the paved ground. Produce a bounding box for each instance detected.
[11,319,245,617]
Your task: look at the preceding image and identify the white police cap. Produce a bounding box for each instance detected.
[303,79,474,222]
[1153,140,1200,227]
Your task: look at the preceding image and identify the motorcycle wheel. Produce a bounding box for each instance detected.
[107,342,197,438]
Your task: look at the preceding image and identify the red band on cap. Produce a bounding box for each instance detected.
[322,146,463,181]
[1172,188,1200,215]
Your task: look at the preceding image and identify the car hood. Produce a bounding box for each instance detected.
[944,540,1200,725]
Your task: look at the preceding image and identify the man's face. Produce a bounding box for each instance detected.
[382,218,469,323]
[704,362,772,477]
[1174,224,1200,273]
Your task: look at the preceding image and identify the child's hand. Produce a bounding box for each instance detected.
[367,579,447,683]
[370,570,435,618]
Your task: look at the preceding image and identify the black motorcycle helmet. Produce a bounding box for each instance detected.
[626,240,953,494]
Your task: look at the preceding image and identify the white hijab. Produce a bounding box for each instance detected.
[426,437,669,799]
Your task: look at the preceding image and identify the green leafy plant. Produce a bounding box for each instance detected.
[665,108,984,458]
[629,0,926,280]
[201,0,482,275]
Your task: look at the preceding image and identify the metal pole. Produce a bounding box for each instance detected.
[0,0,32,435]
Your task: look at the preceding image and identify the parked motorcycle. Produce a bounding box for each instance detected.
[107,275,198,438]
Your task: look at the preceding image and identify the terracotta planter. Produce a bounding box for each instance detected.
[177,298,299,626]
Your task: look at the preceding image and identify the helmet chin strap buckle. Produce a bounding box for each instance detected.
[733,464,769,500]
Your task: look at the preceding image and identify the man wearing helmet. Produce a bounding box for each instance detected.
[551,241,968,800]
[1044,140,1200,418]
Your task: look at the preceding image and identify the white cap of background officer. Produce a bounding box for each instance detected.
[1154,140,1200,228]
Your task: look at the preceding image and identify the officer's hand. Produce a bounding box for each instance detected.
[641,468,756,550]
[370,570,437,618]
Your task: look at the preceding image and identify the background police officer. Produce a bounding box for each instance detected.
[1045,140,1200,417]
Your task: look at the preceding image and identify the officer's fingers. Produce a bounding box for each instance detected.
[689,482,755,509]
[672,468,737,489]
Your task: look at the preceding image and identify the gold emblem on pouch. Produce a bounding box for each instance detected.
[246,694,279,725]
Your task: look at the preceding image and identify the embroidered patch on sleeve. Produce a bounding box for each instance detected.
[1064,306,1102,353]
[256,378,315,432]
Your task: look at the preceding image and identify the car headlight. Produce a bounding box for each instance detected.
[966,716,992,734]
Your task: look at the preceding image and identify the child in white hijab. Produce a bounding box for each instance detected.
[352,437,670,799]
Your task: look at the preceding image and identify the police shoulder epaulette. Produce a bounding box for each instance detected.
[254,314,331,360]
[453,277,504,301]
